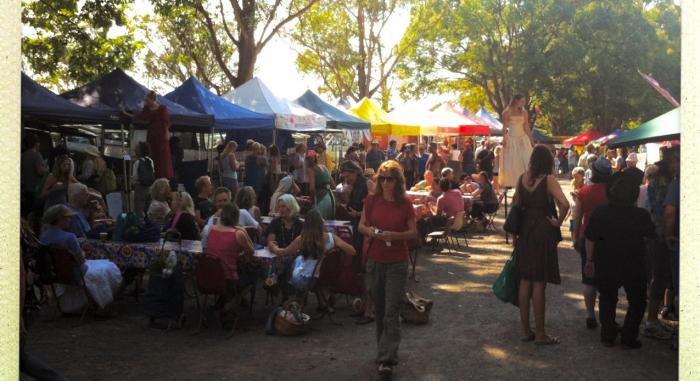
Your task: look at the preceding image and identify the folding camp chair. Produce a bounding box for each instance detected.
[48,246,95,323]
[407,238,420,282]
[427,220,454,255]
[484,193,505,231]
[447,211,468,252]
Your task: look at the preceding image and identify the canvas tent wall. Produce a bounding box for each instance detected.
[61,68,214,133]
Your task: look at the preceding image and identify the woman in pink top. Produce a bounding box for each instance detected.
[206,203,255,324]
[435,178,464,218]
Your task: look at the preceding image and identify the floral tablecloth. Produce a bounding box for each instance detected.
[80,239,203,271]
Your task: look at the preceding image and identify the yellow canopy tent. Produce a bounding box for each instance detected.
[349,98,420,136]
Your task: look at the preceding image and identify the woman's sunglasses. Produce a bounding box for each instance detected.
[378,176,396,183]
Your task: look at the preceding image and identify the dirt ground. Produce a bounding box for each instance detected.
[23,180,678,380]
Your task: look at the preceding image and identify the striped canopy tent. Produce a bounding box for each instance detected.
[563,130,605,146]
[439,103,491,135]
[388,102,490,135]
[349,98,420,136]
[591,128,624,146]
[474,106,504,135]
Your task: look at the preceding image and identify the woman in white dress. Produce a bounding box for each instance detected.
[499,94,534,188]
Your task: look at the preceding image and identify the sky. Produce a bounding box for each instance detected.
[124,0,450,110]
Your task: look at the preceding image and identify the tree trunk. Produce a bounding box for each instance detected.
[236,34,257,87]
[357,0,369,99]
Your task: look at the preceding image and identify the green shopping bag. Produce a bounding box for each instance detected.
[492,250,519,306]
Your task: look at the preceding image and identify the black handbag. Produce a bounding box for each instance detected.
[503,205,524,235]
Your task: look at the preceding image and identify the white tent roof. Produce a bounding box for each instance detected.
[223,77,326,131]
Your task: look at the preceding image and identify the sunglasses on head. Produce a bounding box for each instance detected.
[378,176,396,183]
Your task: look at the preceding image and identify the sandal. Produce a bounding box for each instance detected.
[355,316,374,325]
[535,336,561,346]
[520,333,535,342]
[378,364,393,379]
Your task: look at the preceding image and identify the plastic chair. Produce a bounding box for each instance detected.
[48,247,94,323]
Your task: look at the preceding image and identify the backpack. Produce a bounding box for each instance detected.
[138,157,155,187]
[100,168,117,194]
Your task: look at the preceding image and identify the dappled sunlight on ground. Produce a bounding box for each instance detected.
[482,344,551,369]
[432,280,492,294]
[23,179,677,380]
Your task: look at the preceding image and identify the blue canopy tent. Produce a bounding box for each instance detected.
[163,76,289,150]
[22,73,120,126]
[294,90,370,130]
[532,129,560,144]
[61,69,214,133]
[165,76,274,131]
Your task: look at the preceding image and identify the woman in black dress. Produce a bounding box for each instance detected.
[512,145,570,345]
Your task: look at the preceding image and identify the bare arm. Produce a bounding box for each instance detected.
[547,175,570,226]
[251,206,261,222]
[291,181,301,195]
[270,235,302,256]
[571,201,583,240]
[584,238,595,277]
[228,154,238,171]
[35,161,48,176]
[306,167,316,194]
[332,234,356,256]
[235,228,255,256]
[358,207,378,238]
[664,205,678,240]
[267,231,278,247]
[40,174,58,198]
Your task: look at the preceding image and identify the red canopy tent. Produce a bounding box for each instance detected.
[563,130,605,146]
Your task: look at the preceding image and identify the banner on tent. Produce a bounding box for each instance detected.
[276,114,325,131]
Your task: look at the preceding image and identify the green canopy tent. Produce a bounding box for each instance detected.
[607,107,680,148]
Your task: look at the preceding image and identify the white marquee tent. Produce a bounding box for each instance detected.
[224,77,326,132]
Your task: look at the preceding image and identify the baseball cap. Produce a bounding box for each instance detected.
[626,153,638,163]
[42,204,77,225]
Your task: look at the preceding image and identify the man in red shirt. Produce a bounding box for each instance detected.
[572,157,612,329]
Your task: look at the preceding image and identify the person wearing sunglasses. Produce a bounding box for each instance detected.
[359,160,417,379]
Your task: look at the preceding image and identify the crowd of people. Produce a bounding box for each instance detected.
[18,91,681,379]
[568,144,680,349]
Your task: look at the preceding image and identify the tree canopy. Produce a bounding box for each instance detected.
[292,0,426,109]
[151,0,320,89]
[142,7,236,95]
[22,0,143,92]
[398,0,680,134]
